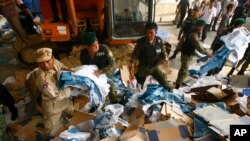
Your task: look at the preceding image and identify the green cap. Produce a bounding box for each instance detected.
[234,18,246,26]
[194,19,206,26]
[80,32,97,45]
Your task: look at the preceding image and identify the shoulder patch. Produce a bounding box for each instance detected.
[42,82,49,89]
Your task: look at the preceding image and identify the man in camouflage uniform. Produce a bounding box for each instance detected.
[175,19,212,89]
[169,7,200,60]
[79,32,119,103]
[130,22,172,92]
[35,48,73,137]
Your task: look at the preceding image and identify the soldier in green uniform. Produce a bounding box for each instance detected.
[169,7,200,60]
[175,19,212,89]
[35,48,74,138]
[79,32,119,103]
[130,22,173,92]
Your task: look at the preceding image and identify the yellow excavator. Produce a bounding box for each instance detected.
[15,0,156,68]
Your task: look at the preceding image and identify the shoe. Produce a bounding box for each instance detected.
[212,29,216,31]
[169,55,176,60]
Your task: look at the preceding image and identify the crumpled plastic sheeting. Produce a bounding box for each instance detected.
[61,65,110,97]
[189,27,250,77]
[189,47,230,77]
[57,66,110,109]
[136,84,192,115]
[74,104,126,139]
[93,104,125,138]
[59,125,91,141]
[221,27,250,61]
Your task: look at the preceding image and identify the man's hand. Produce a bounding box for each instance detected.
[93,71,100,77]
[207,52,213,58]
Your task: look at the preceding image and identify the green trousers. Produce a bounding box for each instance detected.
[176,53,193,86]
[136,64,172,91]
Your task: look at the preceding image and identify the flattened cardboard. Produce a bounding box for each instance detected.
[69,110,95,126]
[119,124,145,141]
[190,85,220,93]
[207,87,228,100]
[100,136,118,141]
[128,105,145,126]
[73,95,89,110]
[144,119,191,141]
[230,75,250,88]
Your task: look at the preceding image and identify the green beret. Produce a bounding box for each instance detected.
[234,18,246,26]
[80,32,97,45]
[194,19,206,26]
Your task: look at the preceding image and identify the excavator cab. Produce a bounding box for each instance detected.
[40,0,156,44]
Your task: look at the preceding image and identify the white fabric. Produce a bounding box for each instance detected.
[71,65,110,98]
[201,6,217,24]
[221,27,250,63]
[59,125,91,141]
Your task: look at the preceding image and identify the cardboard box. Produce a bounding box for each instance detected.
[144,119,192,141]
[207,87,228,100]
[73,95,89,110]
[230,75,250,88]
[128,105,145,126]
[190,85,220,93]
[119,124,147,141]
[69,110,95,126]
[100,136,118,141]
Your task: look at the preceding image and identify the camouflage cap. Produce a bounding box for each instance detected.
[80,32,97,45]
[36,48,52,62]
[194,19,206,26]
